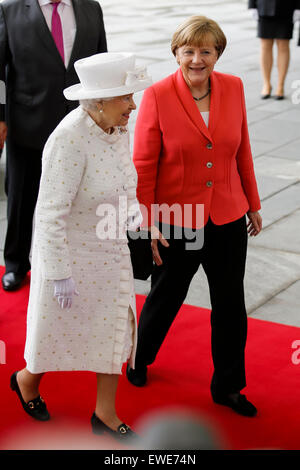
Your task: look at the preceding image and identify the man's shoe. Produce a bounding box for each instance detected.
[91,412,138,441]
[2,272,26,291]
[212,392,257,417]
[10,371,50,421]
[126,363,147,387]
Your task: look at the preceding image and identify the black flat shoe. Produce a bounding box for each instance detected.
[274,95,285,100]
[212,392,257,417]
[126,363,147,387]
[91,413,137,441]
[10,371,50,421]
[261,93,271,100]
[261,86,272,100]
[2,272,26,291]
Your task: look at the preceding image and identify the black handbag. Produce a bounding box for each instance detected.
[127,229,153,280]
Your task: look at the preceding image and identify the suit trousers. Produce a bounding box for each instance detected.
[135,215,248,395]
[4,138,42,274]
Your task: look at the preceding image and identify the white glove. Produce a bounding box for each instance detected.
[127,201,143,231]
[293,10,300,23]
[250,8,259,20]
[54,277,79,309]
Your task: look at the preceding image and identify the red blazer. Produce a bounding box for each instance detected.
[133,68,261,228]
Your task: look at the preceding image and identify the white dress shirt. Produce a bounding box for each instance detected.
[38,0,76,67]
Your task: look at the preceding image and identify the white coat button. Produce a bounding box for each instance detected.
[206,181,213,187]
[206,162,213,168]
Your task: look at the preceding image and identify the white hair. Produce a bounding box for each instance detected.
[79,97,116,112]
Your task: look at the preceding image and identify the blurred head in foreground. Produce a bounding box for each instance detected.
[135,409,223,450]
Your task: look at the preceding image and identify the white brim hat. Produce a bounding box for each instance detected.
[63,52,152,101]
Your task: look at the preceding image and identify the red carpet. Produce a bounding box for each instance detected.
[1,265,300,450]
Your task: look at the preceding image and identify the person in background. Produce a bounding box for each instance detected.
[249,0,300,99]
[10,52,151,440]
[0,0,107,291]
[127,16,262,418]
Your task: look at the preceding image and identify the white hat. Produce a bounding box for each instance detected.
[63,52,152,100]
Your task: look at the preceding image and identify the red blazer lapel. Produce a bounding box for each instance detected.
[172,68,212,142]
[208,71,221,137]
[173,69,222,142]
[173,69,212,142]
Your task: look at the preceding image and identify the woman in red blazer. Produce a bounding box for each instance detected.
[127,16,262,417]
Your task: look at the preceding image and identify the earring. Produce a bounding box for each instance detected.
[99,109,103,113]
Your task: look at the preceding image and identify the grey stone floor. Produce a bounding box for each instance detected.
[1,0,300,327]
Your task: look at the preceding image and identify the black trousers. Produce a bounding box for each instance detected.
[135,216,248,395]
[4,138,42,275]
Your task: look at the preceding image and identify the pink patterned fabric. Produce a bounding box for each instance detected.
[51,2,64,63]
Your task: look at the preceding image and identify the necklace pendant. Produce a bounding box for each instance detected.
[193,89,211,101]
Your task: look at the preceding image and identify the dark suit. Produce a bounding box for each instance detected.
[248,0,300,17]
[0,0,107,275]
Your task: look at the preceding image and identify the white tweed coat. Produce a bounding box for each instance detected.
[24,106,139,374]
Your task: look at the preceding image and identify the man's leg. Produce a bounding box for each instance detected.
[3,139,42,280]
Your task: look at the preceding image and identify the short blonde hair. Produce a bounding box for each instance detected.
[171,16,227,59]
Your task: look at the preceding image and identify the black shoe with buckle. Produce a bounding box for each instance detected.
[10,371,50,421]
[212,391,257,417]
[2,272,27,291]
[91,412,137,441]
[126,363,147,387]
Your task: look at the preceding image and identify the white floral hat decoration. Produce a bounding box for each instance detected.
[63,52,152,100]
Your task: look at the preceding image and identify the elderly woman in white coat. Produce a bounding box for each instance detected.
[10,52,151,440]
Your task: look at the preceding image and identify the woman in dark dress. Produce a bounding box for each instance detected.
[249,0,300,99]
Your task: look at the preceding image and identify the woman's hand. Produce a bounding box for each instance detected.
[127,201,143,232]
[293,10,300,23]
[53,277,79,309]
[247,211,262,237]
[249,8,258,21]
[149,225,170,266]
